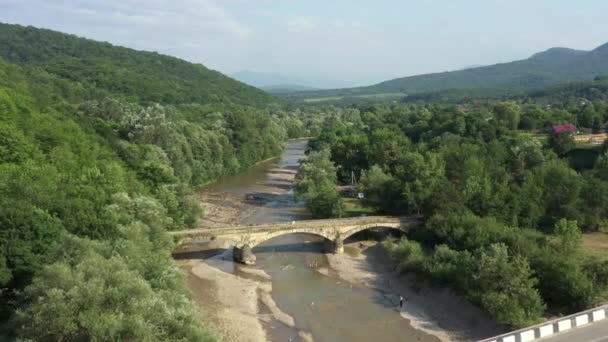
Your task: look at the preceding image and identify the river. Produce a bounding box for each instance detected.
[176,139,501,342]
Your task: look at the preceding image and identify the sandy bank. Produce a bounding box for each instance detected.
[197,165,299,229]
[326,241,505,342]
[179,252,267,342]
[179,249,312,342]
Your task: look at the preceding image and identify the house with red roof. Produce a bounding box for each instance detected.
[550,124,577,135]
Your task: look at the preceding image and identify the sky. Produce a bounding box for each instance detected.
[2,0,608,88]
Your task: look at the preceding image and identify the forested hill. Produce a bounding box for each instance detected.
[0,23,275,107]
[0,23,324,341]
[285,42,608,101]
[401,75,608,104]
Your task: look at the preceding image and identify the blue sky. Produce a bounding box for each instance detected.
[1,0,608,87]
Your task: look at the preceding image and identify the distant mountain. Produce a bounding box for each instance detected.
[528,47,587,61]
[401,75,608,104]
[230,70,311,88]
[261,84,320,94]
[286,42,608,101]
[460,64,485,70]
[0,23,275,107]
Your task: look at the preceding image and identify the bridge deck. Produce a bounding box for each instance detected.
[170,216,418,239]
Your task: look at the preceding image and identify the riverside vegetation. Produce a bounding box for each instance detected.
[296,99,608,328]
[2,21,608,340]
[0,23,355,340]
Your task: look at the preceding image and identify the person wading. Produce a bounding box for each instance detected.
[399,295,404,309]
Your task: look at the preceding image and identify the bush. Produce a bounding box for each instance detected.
[424,244,472,289]
[385,238,425,272]
[16,253,213,342]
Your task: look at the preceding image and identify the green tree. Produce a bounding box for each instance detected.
[493,102,521,131]
[16,253,213,342]
[596,152,608,181]
[425,245,473,290]
[0,255,10,287]
[579,178,608,230]
[295,149,344,218]
[0,203,63,288]
[579,104,598,128]
[528,160,583,225]
[475,244,545,327]
[367,128,410,171]
[554,219,582,253]
[507,135,545,181]
[534,250,596,310]
[358,165,400,213]
[549,132,576,156]
[395,151,445,214]
[384,238,424,272]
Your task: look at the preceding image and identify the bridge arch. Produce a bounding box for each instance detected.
[340,223,406,242]
[248,230,334,249]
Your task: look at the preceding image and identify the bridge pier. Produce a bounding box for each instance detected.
[233,245,256,265]
[323,239,344,254]
[334,238,344,254]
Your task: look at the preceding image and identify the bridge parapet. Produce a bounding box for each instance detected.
[171,216,418,244]
[171,216,420,264]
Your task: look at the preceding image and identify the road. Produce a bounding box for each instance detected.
[540,320,608,342]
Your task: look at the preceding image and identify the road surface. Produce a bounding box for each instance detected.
[540,319,608,342]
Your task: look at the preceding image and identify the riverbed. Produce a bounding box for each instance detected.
[174,139,503,342]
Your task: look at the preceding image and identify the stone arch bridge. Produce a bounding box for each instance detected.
[171,216,420,264]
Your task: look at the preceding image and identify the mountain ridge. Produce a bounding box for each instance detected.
[284,41,608,101]
[0,22,276,107]
[528,47,587,61]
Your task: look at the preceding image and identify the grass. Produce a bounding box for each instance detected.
[582,232,608,304]
[302,92,406,103]
[342,197,376,218]
[582,232,608,257]
[303,96,344,103]
[519,132,548,143]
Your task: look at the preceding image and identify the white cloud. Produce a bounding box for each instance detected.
[333,19,345,28]
[6,0,252,39]
[287,17,315,32]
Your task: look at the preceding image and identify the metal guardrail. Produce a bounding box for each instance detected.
[479,304,608,342]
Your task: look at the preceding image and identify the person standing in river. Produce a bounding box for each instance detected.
[399,295,404,309]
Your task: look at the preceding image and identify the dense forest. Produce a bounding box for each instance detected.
[283,42,608,101]
[2,20,608,340]
[402,75,608,105]
[0,23,276,107]
[299,100,608,327]
[0,23,334,340]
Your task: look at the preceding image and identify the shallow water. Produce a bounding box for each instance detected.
[254,234,438,342]
[201,139,439,342]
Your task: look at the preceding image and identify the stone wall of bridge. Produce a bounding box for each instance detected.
[171,216,420,264]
